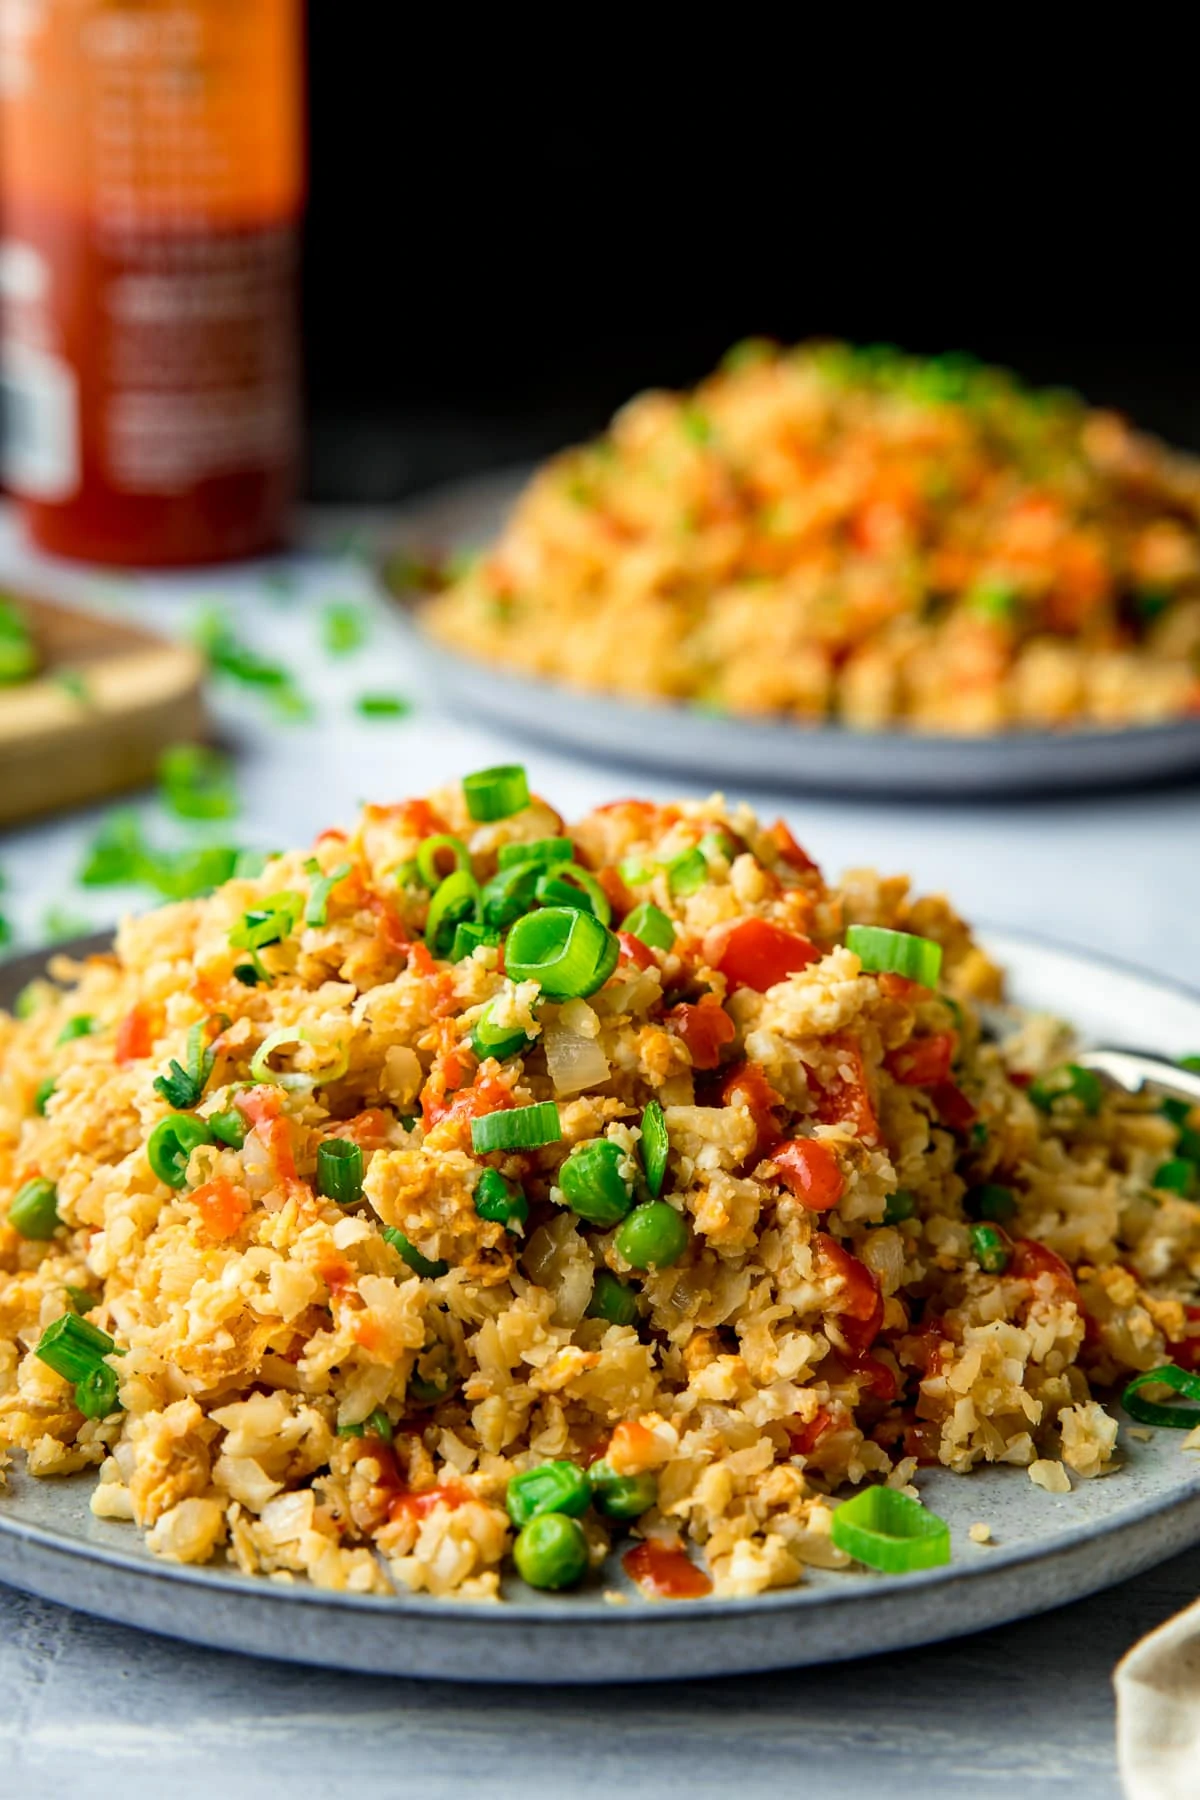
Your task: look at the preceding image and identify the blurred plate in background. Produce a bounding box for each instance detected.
[379,470,1200,798]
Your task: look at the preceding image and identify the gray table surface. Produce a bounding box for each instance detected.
[2,501,1199,1797]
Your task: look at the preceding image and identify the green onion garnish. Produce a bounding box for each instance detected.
[75,1363,121,1418]
[622,903,675,952]
[640,1100,669,1198]
[57,1014,97,1045]
[586,1270,640,1326]
[1121,1364,1200,1428]
[381,1226,449,1278]
[881,1189,917,1225]
[416,834,471,888]
[317,1139,365,1206]
[665,846,708,897]
[846,925,943,986]
[209,1108,248,1149]
[355,693,412,719]
[965,1183,1016,1222]
[558,1139,633,1227]
[469,1003,535,1062]
[321,601,368,655]
[425,867,482,958]
[153,1016,225,1112]
[534,865,612,924]
[480,861,542,930]
[1027,1063,1104,1116]
[473,1167,529,1231]
[64,1285,96,1314]
[470,1102,562,1154]
[35,1311,120,1385]
[304,860,352,927]
[498,838,573,870]
[830,1486,951,1572]
[228,892,303,981]
[463,764,530,822]
[33,1077,56,1116]
[147,1113,214,1188]
[505,907,619,1000]
[1153,1158,1198,1197]
[450,921,500,961]
[8,1177,61,1239]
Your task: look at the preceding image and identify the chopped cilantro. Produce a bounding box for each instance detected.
[321,602,368,656]
[159,744,239,821]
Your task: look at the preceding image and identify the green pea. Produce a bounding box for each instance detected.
[1153,1158,1198,1197]
[505,1459,591,1529]
[512,1511,590,1590]
[587,1459,658,1519]
[970,1222,1010,1273]
[147,1113,214,1189]
[57,1014,97,1045]
[964,1183,1016,1222]
[881,1189,916,1225]
[615,1200,689,1270]
[474,1167,529,1232]
[559,1139,632,1228]
[586,1270,639,1326]
[8,1177,61,1239]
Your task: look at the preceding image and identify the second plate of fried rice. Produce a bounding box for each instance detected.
[3,769,1200,1679]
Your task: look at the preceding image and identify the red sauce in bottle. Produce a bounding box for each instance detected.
[622,1541,713,1600]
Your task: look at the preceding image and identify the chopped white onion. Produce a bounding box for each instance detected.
[543,1019,609,1096]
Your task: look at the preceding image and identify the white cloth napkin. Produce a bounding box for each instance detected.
[1116,1596,1200,1797]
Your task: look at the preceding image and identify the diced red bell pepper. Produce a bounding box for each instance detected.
[885,1032,955,1086]
[787,1408,834,1456]
[770,819,820,876]
[1168,1305,1200,1372]
[928,1080,976,1132]
[617,931,655,971]
[666,997,736,1070]
[773,1138,845,1211]
[716,918,821,992]
[813,1232,884,1352]
[813,1038,879,1141]
[191,1177,249,1242]
[721,1060,784,1154]
[1010,1237,1079,1303]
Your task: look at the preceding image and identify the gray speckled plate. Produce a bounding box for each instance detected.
[378,469,1200,797]
[3,930,1200,1683]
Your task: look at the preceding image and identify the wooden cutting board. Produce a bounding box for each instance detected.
[0,588,207,825]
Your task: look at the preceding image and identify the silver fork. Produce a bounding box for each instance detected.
[1072,1049,1200,1106]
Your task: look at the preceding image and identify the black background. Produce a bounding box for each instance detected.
[302,17,1196,502]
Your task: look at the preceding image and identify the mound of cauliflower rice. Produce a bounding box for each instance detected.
[424,340,1200,734]
[2,769,1199,1602]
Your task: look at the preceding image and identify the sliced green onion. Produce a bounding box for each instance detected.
[425,867,482,958]
[480,861,541,930]
[367,1407,394,1441]
[471,1102,562,1154]
[506,1459,591,1529]
[317,1139,365,1206]
[615,1200,689,1270]
[830,1485,951,1572]
[1028,1063,1104,1116]
[153,1016,224,1111]
[75,1363,121,1418]
[473,1167,529,1231]
[559,1139,633,1228]
[416,834,471,888]
[969,1222,1010,1273]
[233,963,264,988]
[846,925,943,986]
[534,867,612,925]
[665,846,708,897]
[35,1311,120,1384]
[1121,1364,1200,1428]
[622,903,675,952]
[8,1177,60,1239]
[381,1226,449,1278]
[619,857,659,888]
[464,764,530,822]
[882,1189,917,1225]
[640,1101,669,1198]
[505,907,619,1000]
[57,1014,97,1045]
[587,1460,658,1519]
[498,838,573,870]
[250,1027,348,1092]
[1153,1158,1198,1197]
[965,1183,1016,1222]
[450,921,500,961]
[304,860,352,927]
[469,1002,535,1063]
[64,1285,96,1314]
[209,1108,248,1149]
[586,1270,640,1326]
[147,1113,214,1188]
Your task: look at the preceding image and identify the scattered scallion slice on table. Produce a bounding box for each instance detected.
[470,1102,562,1154]
[845,925,943,986]
[830,1485,951,1572]
[1121,1364,1200,1428]
[463,764,530,822]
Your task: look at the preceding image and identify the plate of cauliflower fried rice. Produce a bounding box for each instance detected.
[3,765,1200,1682]
[394,341,1200,793]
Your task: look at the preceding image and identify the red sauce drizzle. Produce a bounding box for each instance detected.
[623,1541,713,1600]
